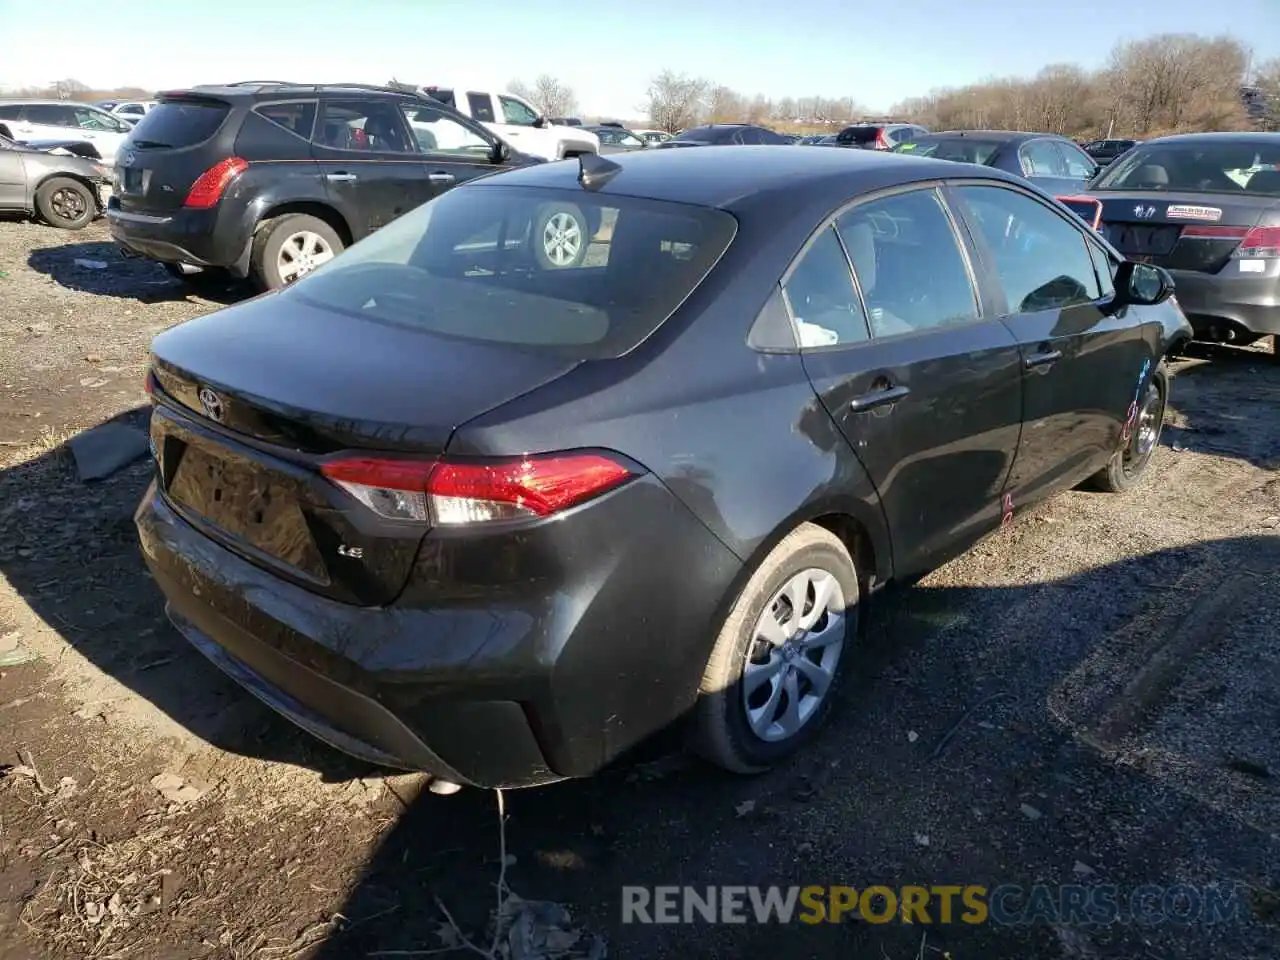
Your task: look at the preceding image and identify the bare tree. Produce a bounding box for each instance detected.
[1108,34,1249,135]
[507,75,579,118]
[644,70,708,132]
[706,85,744,123]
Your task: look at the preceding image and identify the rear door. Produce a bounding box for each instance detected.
[948,181,1149,506]
[396,100,505,196]
[796,184,1024,578]
[313,96,433,239]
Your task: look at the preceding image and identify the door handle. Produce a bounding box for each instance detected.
[428,171,456,184]
[849,384,911,412]
[325,172,358,182]
[1024,348,1063,370]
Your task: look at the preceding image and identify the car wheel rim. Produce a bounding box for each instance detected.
[742,568,846,743]
[542,212,582,267]
[1126,381,1163,469]
[277,231,335,283]
[51,187,86,222]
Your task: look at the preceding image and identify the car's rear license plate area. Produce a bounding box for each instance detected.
[1103,222,1182,257]
[164,441,328,580]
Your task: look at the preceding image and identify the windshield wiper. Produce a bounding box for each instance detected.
[131,139,172,149]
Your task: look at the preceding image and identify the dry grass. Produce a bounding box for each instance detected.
[0,425,77,469]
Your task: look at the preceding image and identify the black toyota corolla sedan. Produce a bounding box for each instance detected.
[135,146,1191,791]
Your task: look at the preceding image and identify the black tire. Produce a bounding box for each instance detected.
[0,125,11,140]
[34,177,95,230]
[693,523,859,774]
[1086,364,1168,493]
[250,213,344,291]
[532,202,590,270]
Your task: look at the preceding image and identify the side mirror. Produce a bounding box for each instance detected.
[491,140,511,164]
[1114,260,1174,307]
[533,116,548,129]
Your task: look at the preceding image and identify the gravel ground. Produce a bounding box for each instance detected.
[1,219,1278,960]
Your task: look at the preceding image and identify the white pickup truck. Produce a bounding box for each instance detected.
[416,86,599,161]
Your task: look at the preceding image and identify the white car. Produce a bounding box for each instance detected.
[415,86,599,161]
[0,100,133,162]
[110,100,157,125]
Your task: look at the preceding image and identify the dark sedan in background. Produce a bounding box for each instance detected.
[135,147,1190,792]
[1083,137,1140,169]
[1087,132,1280,350]
[895,130,1101,196]
[656,123,791,147]
[0,133,111,228]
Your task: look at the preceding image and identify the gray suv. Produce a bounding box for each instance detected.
[835,122,928,151]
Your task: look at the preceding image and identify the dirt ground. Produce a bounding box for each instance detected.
[1,219,1279,960]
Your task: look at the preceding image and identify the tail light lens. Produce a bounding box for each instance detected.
[184,157,248,209]
[874,129,890,150]
[1181,224,1280,259]
[319,452,636,525]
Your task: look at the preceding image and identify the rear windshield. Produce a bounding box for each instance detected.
[128,99,229,148]
[672,126,715,141]
[1092,140,1280,196]
[895,138,1002,165]
[838,126,882,145]
[288,184,737,359]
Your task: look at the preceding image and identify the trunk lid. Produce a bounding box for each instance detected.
[1092,191,1273,274]
[149,291,580,605]
[115,95,232,215]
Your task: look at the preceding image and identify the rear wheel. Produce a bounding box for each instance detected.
[693,523,859,774]
[34,177,95,230]
[251,214,343,291]
[532,202,590,270]
[1087,365,1167,493]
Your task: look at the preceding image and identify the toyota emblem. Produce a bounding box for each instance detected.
[197,387,225,422]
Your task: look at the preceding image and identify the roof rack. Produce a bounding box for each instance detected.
[224,80,297,87]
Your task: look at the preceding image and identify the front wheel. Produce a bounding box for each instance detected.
[693,523,859,774]
[35,177,95,230]
[1087,365,1167,493]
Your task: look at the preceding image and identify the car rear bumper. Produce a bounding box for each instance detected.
[134,470,742,788]
[107,203,249,274]
[1168,264,1280,338]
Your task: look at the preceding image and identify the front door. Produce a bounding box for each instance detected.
[947,182,1150,508]
[312,97,434,239]
[395,101,507,198]
[795,185,1024,578]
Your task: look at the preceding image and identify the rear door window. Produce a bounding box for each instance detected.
[1020,140,1066,177]
[1055,140,1098,179]
[837,188,980,337]
[838,126,881,146]
[466,93,495,122]
[24,105,74,127]
[782,227,869,347]
[286,185,737,359]
[254,101,317,140]
[129,100,229,147]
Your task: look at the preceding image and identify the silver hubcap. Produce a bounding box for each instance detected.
[277,230,335,283]
[743,568,846,742]
[1127,382,1162,464]
[542,212,583,267]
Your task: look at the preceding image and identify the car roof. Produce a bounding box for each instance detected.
[0,98,101,106]
[1137,131,1280,147]
[165,83,423,101]
[914,130,1064,144]
[470,144,1017,210]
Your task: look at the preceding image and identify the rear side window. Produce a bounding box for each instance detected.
[130,100,229,148]
[1056,141,1097,179]
[1020,140,1065,177]
[467,93,495,122]
[837,126,881,146]
[25,105,71,126]
[837,189,979,337]
[285,185,737,359]
[903,138,1002,165]
[254,101,316,140]
[782,227,869,347]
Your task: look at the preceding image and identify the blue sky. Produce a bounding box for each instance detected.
[0,0,1275,116]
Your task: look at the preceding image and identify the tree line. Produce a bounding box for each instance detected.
[508,33,1278,137]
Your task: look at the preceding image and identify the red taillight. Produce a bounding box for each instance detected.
[1234,225,1280,259]
[319,452,636,524]
[183,157,248,209]
[874,129,890,150]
